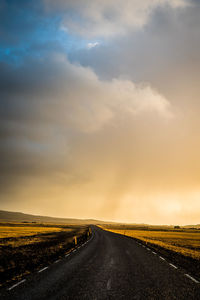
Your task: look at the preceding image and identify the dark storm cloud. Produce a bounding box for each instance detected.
[0,50,171,216]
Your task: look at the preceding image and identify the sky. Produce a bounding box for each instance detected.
[0,0,200,224]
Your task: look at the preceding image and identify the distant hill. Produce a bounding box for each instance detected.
[182,224,200,229]
[2,210,197,227]
[0,210,112,225]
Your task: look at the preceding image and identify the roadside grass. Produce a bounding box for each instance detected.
[0,222,90,287]
[0,225,64,239]
[0,223,74,247]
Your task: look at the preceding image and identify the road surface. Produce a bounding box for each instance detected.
[1,226,200,299]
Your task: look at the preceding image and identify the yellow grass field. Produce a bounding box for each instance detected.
[103,227,200,260]
[0,225,63,238]
[0,224,75,247]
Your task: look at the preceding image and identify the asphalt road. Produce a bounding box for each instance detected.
[1,226,200,300]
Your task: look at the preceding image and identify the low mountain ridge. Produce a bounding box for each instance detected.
[0,210,110,225]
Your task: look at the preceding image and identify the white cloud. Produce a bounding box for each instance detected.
[87,42,99,49]
[0,54,172,136]
[44,0,188,38]
[47,57,172,132]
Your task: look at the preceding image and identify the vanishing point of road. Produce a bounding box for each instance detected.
[1,226,200,300]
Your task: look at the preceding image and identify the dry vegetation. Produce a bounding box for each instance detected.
[0,222,90,287]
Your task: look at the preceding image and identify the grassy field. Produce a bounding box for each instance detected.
[101,225,200,260]
[0,224,65,238]
[0,222,90,287]
[0,223,75,247]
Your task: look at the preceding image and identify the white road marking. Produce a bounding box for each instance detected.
[8,279,26,291]
[54,259,61,263]
[107,278,111,290]
[38,266,48,273]
[185,274,200,284]
[169,263,177,269]
[152,251,156,255]
[65,254,69,257]
[147,248,150,251]
[110,257,115,266]
[159,256,165,261]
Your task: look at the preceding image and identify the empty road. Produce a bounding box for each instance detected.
[1,226,200,300]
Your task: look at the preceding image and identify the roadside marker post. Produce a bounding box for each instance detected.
[74,236,77,246]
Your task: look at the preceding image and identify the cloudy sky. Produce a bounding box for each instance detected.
[1,0,200,224]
